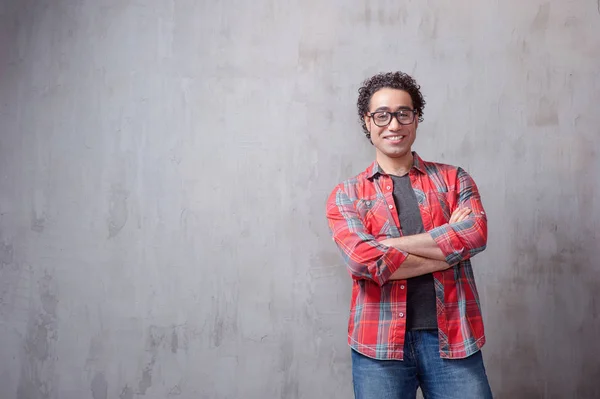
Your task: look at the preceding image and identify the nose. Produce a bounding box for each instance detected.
[387,115,402,131]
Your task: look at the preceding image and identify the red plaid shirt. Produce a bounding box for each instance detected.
[326,152,488,360]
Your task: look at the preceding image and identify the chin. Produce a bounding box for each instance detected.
[386,148,410,158]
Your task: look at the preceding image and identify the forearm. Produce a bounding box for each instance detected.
[381,234,447,261]
[327,188,409,286]
[429,218,487,265]
[388,254,449,280]
[426,167,488,264]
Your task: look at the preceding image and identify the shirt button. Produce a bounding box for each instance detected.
[400,285,405,289]
[399,312,404,318]
[388,205,393,209]
[386,186,391,190]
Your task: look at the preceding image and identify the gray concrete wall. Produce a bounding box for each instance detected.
[1,1,599,398]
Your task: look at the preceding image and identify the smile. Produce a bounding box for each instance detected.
[383,135,406,142]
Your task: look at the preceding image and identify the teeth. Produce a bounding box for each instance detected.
[386,136,403,141]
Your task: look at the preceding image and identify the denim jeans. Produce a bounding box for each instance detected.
[351,330,493,399]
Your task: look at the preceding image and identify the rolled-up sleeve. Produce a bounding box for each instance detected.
[429,168,488,265]
[326,187,408,286]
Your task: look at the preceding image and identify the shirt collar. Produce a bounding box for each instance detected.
[367,151,427,180]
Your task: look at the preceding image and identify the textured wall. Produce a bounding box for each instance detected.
[1,1,599,398]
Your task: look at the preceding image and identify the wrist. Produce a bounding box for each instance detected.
[433,260,450,272]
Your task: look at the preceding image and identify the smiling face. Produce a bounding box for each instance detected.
[364,88,418,165]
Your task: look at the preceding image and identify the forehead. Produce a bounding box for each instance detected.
[369,88,413,110]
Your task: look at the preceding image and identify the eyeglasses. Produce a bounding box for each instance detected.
[368,109,417,127]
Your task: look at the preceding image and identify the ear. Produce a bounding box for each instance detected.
[363,115,371,132]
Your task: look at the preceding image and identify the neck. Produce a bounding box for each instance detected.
[376,151,414,176]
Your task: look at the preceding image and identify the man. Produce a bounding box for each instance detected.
[326,71,493,399]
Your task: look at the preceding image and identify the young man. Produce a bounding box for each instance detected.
[326,72,493,399]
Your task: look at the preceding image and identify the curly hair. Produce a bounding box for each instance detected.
[357,71,426,140]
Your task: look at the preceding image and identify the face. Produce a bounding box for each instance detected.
[364,88,418,161]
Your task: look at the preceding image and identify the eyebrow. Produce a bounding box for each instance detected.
[373,105,413,112]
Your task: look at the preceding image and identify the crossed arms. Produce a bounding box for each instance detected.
[326,168,487,286]
[379,208,473,281]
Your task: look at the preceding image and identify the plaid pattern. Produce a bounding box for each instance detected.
[326,152,488,360]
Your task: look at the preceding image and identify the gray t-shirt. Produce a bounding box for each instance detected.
[390,174,438,331]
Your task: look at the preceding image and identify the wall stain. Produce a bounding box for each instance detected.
[30,210,45,233]
[17,271,59,399]
[210,296,238,348]
[576,281,600,396]
[0,241,13,267]
[530,96,559,127]
[576,361,600,397]
[107,184,129,238]
[530,3,550,32]
[119,385,134,399]
[138,360,154,395]
[114,324,189,396]
[39,272,58,317]
[24,319,50,361]
[279,336,299,399]
[363,2,371,25]
[91,372,108,399]
[297,42,333,72]
[168,384,182,396]
[135,325,169,395]
[417,11,438,40]
[358,2,407,26]
[17,372,48,399]
[170,329,179,353]
[86,335,104,367]
[212,315,224,348]
[147,325,167,350]
[519,39,530,55]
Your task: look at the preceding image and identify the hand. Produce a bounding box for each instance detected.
[449,207,471,224]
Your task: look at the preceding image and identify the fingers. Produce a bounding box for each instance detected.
[449,208,471,223]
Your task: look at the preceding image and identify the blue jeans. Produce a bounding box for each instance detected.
[352,330,493,399]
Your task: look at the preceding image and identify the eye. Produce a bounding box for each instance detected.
[374,112,389,122]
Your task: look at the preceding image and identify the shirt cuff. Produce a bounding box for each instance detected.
[429,224,463,265]
[378,246,408,285]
